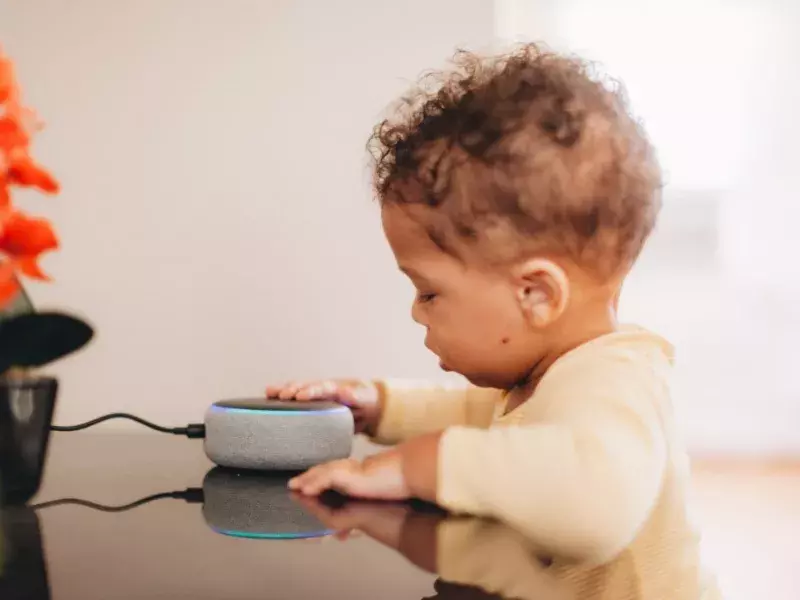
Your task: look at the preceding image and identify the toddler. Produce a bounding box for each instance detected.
[272,43,716,593]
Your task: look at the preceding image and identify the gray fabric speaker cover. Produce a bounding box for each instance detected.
[203,399,354,471]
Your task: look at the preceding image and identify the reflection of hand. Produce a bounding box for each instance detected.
[292,493,411,543]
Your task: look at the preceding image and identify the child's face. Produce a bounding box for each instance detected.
[382,205,543,389]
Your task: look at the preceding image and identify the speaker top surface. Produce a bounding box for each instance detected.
[211,398,348,414]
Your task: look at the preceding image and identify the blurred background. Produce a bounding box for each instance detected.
[0,0,798,458]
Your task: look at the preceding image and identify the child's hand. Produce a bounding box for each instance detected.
[265,379,383,435]
[288,450,410,500]
[290,433,442,502]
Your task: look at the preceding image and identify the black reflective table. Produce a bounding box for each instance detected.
[4,432,703,600]
[1,433,573,600]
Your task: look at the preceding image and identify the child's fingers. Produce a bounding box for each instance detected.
[278,381,304,400]
[265,384,283,397]
[267,381,315,400]
[288,466,320,492]
[288,459,360,496]
[290,467,334,496]
[295,380,340,401]
[266,382,299,399]
[267,380,365,407]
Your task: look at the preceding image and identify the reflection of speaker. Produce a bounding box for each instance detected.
[203,399,354,471]
[30,467,342,544]
[201,467,337,540]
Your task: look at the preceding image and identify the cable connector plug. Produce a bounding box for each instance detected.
[181,423,206,439]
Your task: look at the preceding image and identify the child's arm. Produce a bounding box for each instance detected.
[371,380,503,444]
[290,357,668,563]
[409,412,665,563]
[402,360,669,563]
[266,379,502,441]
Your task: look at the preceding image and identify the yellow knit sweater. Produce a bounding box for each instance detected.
[374,325,720,599]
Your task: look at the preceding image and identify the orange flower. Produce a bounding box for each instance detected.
[0,50,59,201]
[0,209,59,304]
[0,52,16,105]
[0,48,61,307]
[0,175,9,208]
[1,210,58,258]
[7,152,59,193]
[0,115,29,151]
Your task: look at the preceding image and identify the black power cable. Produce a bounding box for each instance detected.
[51,413,205,439]
[30,488,204,512]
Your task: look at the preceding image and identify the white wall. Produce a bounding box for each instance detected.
[499,0,800,456]
[0,0,494,426]
[3,0,798,456]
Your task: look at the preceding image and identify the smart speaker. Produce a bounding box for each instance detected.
[203,399,354,471]
[201,467,339,540]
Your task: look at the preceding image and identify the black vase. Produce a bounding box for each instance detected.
[0,378,58,506]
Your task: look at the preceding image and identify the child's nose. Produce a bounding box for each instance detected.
[411,301,427,327]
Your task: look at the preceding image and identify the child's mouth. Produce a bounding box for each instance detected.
[439,361,451,372]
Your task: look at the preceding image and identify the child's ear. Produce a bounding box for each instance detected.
[513,259,570,328]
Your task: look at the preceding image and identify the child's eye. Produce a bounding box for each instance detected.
[417,292,437,304]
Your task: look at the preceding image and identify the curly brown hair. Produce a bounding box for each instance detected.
[368,43,662,276]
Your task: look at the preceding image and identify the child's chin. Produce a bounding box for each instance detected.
[462,372,501,388]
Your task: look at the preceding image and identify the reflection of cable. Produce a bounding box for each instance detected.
[51,413,205,438]
[30,488,204,512]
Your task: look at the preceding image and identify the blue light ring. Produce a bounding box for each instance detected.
[211,527,336,540]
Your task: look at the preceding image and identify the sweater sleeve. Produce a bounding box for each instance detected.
[436,359,668,563]
[371,380,502,445]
